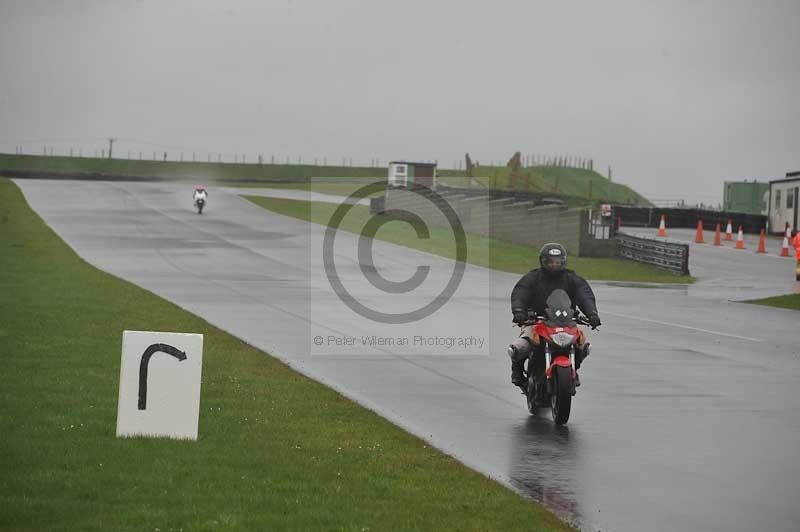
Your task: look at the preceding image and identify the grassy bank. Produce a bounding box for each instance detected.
[0,177,571,531]
[0,153,384,182]
[0,154,652,207]
[244,195,692,284]
[438,165,650,205]
[745,293,800,311]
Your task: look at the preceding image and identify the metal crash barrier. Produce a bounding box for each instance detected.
[616,232,690,275]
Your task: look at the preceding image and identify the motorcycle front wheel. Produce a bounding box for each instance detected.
[525,364,538,415]
[551,365,573,425]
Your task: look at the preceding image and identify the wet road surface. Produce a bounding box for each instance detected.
[16,180,800,532]
[621,226,800,300]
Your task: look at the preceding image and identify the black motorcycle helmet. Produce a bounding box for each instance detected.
[539,242,567,275]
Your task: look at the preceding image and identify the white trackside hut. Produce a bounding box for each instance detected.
[387,161,438,189]
[768,171,800,234]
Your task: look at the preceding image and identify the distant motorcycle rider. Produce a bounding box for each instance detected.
[508,243,601,387]
[193,186,208,203]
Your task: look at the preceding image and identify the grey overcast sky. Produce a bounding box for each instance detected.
[1,0,798,204]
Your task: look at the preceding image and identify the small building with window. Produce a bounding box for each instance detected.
[768,171,800,233]
[387,161,437,190]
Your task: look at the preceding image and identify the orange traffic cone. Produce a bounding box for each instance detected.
[735,226,745,249]
[724,220,733,241]
[713,223,722,246]
[756,229,766,253]
[657,215,667,237]
[695,220,705,243]
[780,235,791,257]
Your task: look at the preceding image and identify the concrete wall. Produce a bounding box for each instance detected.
[383,188,585,256]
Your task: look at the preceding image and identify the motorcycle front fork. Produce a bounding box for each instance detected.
[541,345,576,395]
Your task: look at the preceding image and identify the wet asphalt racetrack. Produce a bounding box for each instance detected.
[16,180,800,532]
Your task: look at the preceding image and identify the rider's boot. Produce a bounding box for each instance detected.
[508,345,525,386]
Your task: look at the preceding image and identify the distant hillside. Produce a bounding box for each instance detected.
[438,165,650,205]
[1,153,650,205]
[0,154,384,183]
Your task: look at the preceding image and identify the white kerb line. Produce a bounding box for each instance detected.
[605,311,764,343]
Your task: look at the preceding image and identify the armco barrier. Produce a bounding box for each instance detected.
[616,232,690,275]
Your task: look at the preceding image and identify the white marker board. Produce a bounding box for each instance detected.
[116,330,203,440]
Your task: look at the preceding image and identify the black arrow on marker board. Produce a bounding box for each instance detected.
[138,343,187,410]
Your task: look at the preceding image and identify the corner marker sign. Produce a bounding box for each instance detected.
[116,330,203,440]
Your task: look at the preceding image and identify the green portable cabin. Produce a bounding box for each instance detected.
[723,180,769,215]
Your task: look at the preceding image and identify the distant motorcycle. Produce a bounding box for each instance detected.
[516,289,596,425]
[193,187,207,214]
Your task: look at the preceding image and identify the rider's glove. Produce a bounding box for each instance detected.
[588,314,601,329]
[512,309,527,326]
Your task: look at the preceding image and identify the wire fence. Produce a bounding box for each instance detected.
[7,144,395,168]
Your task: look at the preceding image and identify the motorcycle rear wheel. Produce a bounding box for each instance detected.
[551,365,573,425]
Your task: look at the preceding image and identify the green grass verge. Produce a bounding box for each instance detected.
[745,293,800,311]
[0,177,572,532]
[243,196,692,284]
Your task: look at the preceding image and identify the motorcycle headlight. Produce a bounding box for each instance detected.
[550,332,575,348]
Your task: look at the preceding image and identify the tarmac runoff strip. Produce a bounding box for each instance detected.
[604,311,766,343]
[217,186,371,206]
[624,227,793,259]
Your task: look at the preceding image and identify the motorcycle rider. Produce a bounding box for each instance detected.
[508,243,601,388]
[193,186,208,207]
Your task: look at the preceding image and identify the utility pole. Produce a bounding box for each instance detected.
[607,165,612,201]
[107,137,116,159]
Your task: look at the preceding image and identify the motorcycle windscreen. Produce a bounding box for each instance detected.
[544,289,575,326]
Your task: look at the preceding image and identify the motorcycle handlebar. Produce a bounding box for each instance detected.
[517,312,597,329]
